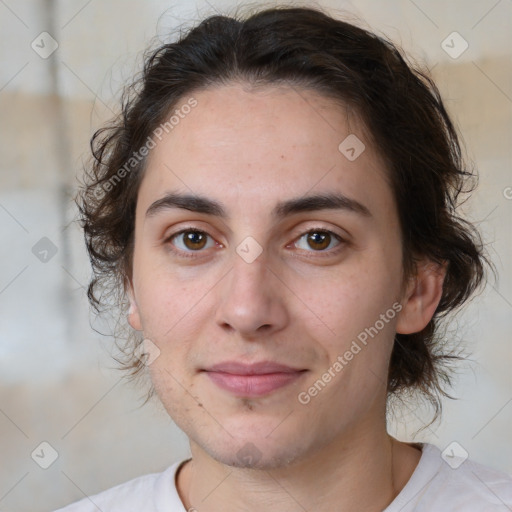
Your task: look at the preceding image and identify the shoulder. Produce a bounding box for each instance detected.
[388,443,512,512]
[53,460,188,512]
[435,448,512,509]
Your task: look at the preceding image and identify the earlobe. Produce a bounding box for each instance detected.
[396,260,447,335]
[126,284,143,332]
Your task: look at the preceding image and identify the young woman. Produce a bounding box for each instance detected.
[57,6,512,511]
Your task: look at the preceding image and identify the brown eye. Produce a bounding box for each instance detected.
[183,231,207,250]
[307,231,331,250]
[169,230,214,252]
[294,230,342,252]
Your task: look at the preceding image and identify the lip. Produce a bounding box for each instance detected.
[202,361,307,397]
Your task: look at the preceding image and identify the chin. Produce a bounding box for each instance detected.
[209,442,305,470]
[193,422,316,471]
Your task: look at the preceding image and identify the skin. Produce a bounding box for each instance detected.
[126,83,445,511]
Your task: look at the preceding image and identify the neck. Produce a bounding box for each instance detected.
[176,423,422,512]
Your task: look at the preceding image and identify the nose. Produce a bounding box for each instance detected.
[214,251,289,339]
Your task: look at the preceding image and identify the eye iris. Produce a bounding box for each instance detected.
[307,231,330,250]
[183,231,207,250]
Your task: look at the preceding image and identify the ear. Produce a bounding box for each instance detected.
[395,259,447,335]
[126,280,143,331]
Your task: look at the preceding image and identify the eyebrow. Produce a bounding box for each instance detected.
[145,191,372,220]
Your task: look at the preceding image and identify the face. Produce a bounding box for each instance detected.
[127,83,430,470]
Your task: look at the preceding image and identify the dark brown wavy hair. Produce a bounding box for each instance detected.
[78,5,491,417]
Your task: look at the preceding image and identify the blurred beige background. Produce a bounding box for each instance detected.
[0,1,511,511]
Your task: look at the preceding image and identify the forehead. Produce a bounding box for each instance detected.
[137,83,393,218]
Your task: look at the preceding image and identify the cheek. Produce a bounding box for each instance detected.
[133,262,219,369]
[296,256,400,346]
[148,364,206,433]
[133,257,212,336]
[298,269,399,408]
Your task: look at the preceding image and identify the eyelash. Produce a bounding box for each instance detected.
[164,226,346,259]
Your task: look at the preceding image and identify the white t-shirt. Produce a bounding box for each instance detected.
[55,443,512,511]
